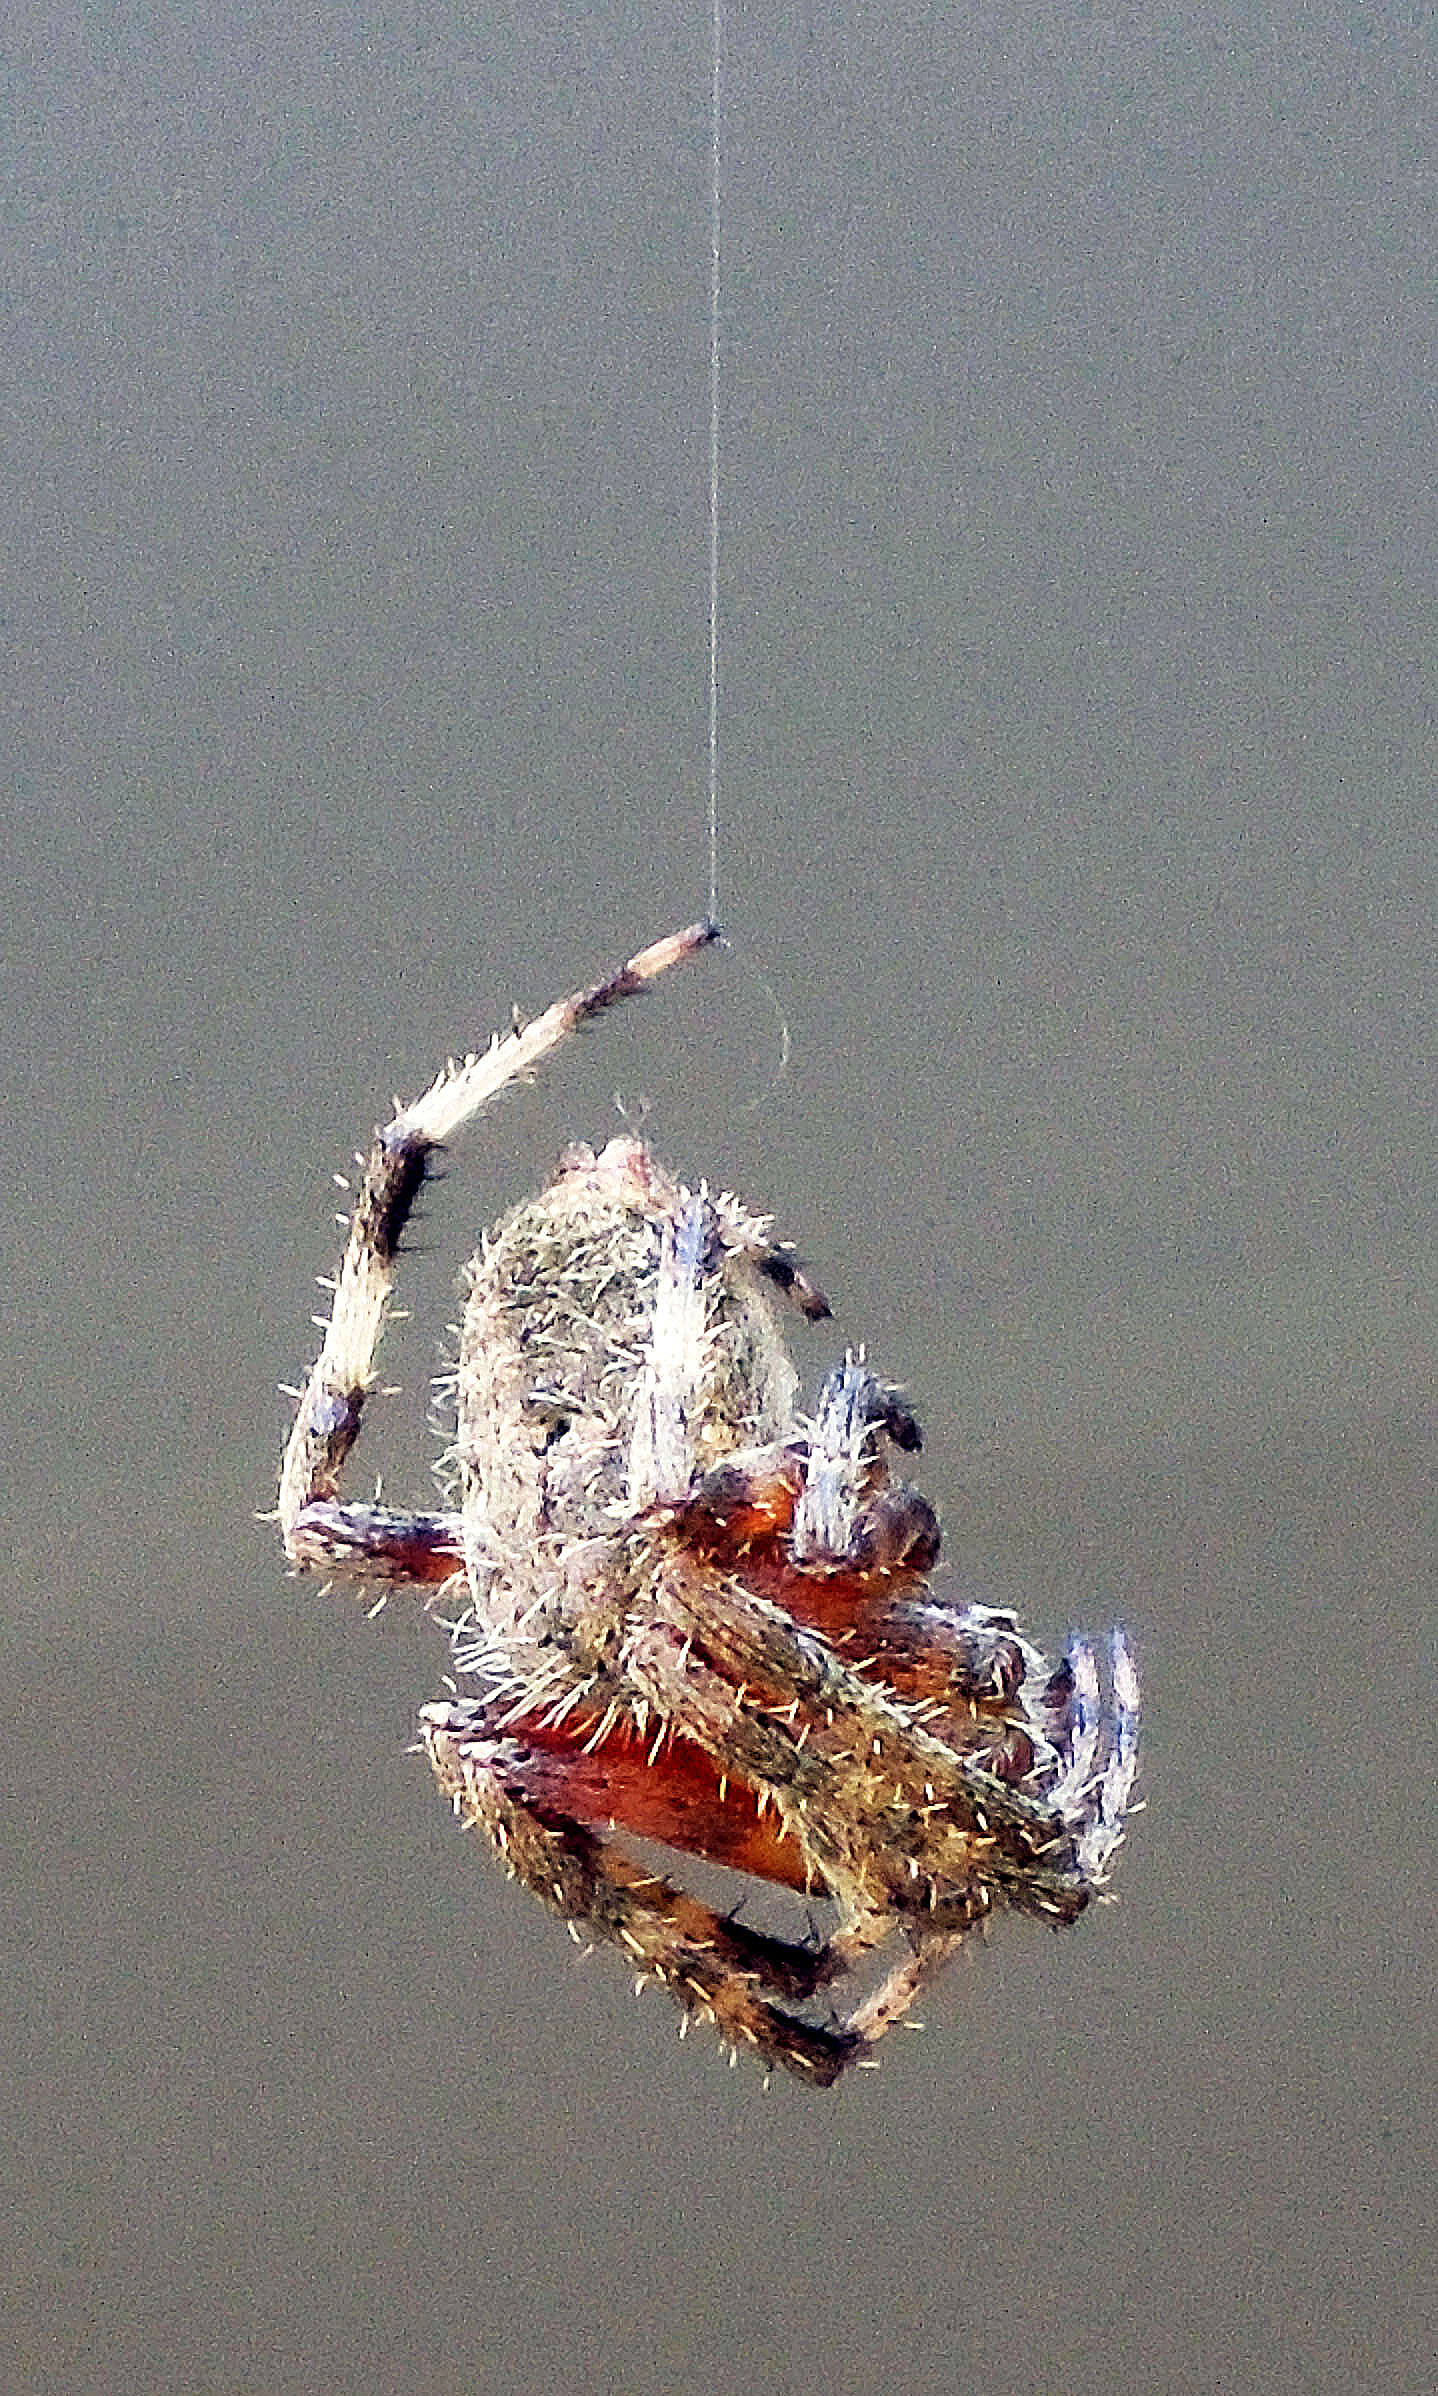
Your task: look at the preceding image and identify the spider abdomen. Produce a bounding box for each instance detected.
[452,1136,798,1558]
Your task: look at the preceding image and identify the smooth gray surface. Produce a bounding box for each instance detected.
[3,6,1431,2392]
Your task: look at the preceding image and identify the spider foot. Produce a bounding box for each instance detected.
[1047,1625,1141,1881]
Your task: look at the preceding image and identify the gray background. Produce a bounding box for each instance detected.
[3,4,1432,2391]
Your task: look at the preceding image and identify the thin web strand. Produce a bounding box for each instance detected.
[707,0,722,925]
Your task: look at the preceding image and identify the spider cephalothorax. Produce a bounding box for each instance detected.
[278,924,1138,2085]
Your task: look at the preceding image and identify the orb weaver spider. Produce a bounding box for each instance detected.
[277,923,1138,2084]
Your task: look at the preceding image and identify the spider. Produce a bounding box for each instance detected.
[277,922,1138,2086]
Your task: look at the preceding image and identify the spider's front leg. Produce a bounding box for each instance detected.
[421,1702,865,2086]
[277,923,717,1584]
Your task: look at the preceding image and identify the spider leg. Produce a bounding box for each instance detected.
[627,1176,833,1516]
[282,1499,464,1586]
[437,1602,1027,2065]
[635,1561,1104,1928]
[625,1583,973,1918]
[278,923,717,1563]
[656,1358,1140,1907]
[434,1697,825,1894]
[1047,1628,1141,1881]
[791,1352,940,1576]
[628,1193,721,1507]
[421,1703,864,2086]
[498,1584,1008,2060]
[638,1327,1121,1935]
[1091,1628,1141,1874]
[659,1460,1053,1785]
[838,1899,993,2050]
[647,1354,937,1607]
[656,1445,807,1558]
[436,1614,1013,2066]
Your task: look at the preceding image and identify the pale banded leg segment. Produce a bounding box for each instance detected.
[278,923,718,1569]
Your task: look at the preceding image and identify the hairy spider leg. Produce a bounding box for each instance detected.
[628,1240,1125,1933]
[421,1706,863,2085]
[428,1584,1005,2077]
[649,1354,1138,1897]
[625,1546,1137,2055]
[409,1192,1001,2074]
[278,922,719,1573]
